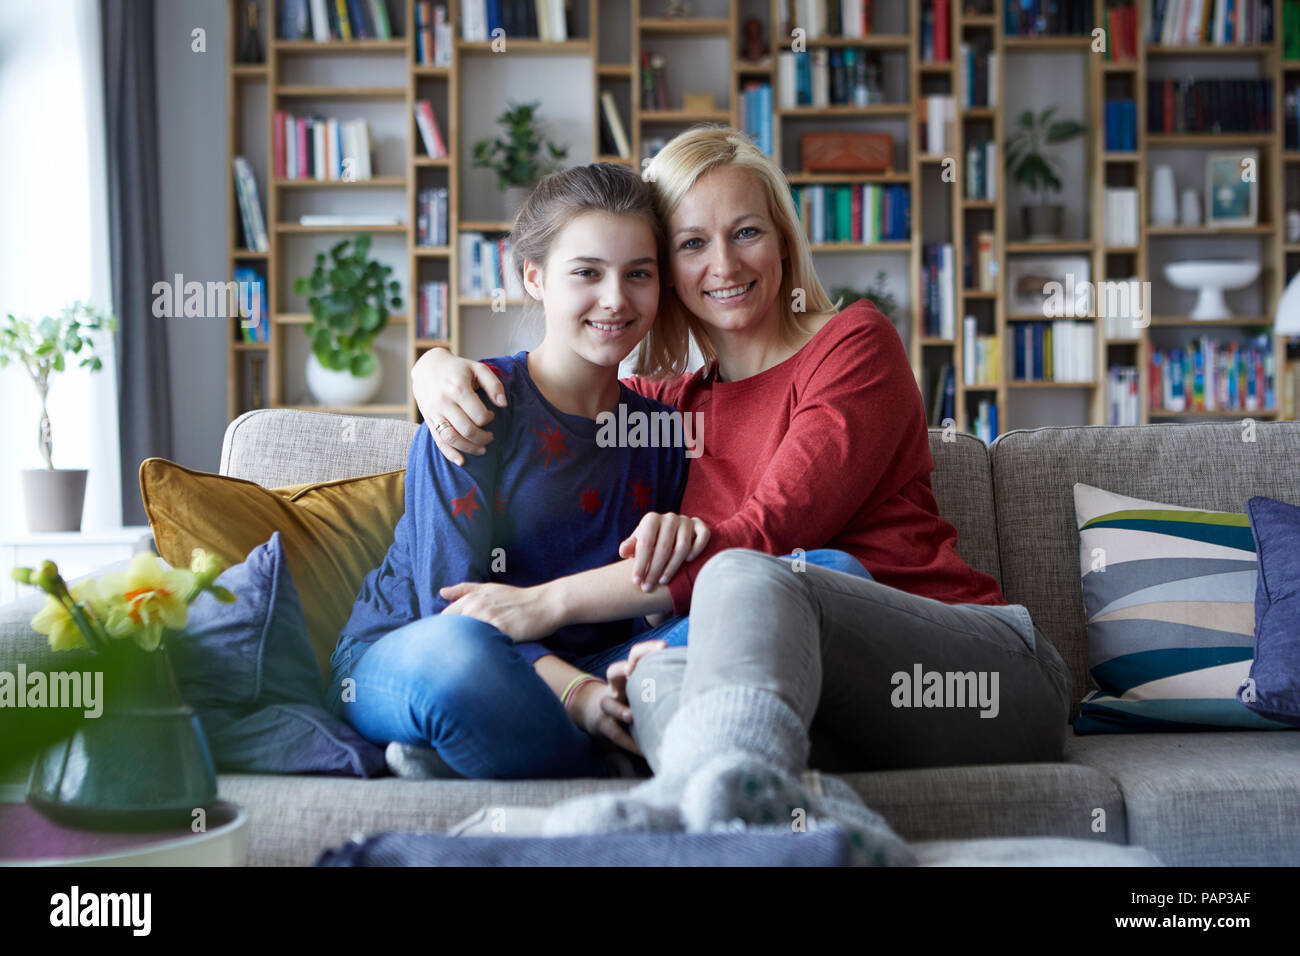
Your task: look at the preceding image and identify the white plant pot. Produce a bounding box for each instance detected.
[305,352,383,406]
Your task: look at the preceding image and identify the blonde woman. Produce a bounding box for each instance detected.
[412,127,1069,853]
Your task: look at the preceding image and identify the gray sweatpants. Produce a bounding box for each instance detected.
[628,549,1073,773]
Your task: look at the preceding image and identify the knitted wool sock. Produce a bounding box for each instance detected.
[384,742,464,780]
[542,684,809,836]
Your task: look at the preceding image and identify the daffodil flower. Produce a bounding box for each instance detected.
[98,553,196,652]
[31,579,102,652]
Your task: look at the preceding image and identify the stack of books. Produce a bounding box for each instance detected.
[1004,0,1094,35]
[964,140,997,200]
[417,281,450,340]
[641,51,670,111]
[963,316,999,386]
[1149,0,1275,45]
[1147,79,1274,133]
[1103,2,1139,60]
[791,184,910,244]
[458,232,525,299]
[233,265,269,343]
[1104,99,1137,151]
[739,83,774,156]
[414,2,451,64]
[920,0,952,63]
[963,231,996,291]
[232,157,269,251]
[958,41,997,109]
[273,114,373,180]
[929,362,956,426]
[776,49,890,108]
[599,92,632,159]
[921,243,956,339]
[278,0,395,41]
[414,100,448,159]
[920,95,956,155]
[784,0,875,37]
[970,399,999,444]
[1150,337,1275,412]
[416,187,449,247]
[1012,321,1096,382]
[1108,366,1140,425]
[460,0,571,40]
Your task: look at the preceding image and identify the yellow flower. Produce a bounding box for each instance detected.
[30,579,101,652]
[98,553,195,651]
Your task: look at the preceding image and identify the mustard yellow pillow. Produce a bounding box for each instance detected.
[139,459,405,679]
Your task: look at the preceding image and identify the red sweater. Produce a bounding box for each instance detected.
[625,299,1008,614]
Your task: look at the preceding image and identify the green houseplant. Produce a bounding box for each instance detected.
[831,274,905,341]
[1004,107,1086,241]
[472,100,569,218]
[292,234,401,406]
[0,302,116,532]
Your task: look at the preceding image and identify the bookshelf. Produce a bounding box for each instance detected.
[224,0,1297,436]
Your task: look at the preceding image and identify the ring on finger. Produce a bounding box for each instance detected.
[434,420,453,434]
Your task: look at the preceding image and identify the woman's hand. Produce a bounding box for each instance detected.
[439,581,560,643]
[618,512,711,592]
[567,679,641,755]
[411,347,507,465]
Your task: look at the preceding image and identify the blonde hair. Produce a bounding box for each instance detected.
[633,125,839,378]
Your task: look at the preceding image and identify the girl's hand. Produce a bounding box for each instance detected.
[567,679,641,756]
[618,512,711,592]
[603,639,668,716]
[411,347,507,466]
[439,581,559,643]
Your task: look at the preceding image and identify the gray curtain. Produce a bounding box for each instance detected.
[101,0,171,526]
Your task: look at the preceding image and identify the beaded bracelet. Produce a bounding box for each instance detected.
[561,674,602,709]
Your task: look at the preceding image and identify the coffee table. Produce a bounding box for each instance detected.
[0,785,249,866]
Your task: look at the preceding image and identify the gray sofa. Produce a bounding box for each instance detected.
[4,410,1299,866]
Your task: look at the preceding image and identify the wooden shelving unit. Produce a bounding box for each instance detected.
[224,0,1295,434]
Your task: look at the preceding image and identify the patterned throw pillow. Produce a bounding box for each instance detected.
[1072,483,1290,733]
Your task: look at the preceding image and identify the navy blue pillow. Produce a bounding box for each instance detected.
[1237,497,1300,727]
[174,532,385,776]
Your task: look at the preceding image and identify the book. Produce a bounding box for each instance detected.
[414,100,448,158]
[599,91,631,159]
[232,157,269,251]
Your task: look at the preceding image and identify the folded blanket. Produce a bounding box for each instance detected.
[316,827,855,866]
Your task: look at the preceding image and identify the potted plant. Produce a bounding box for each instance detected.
[471,100,569,219]
[0,302,116,532]
[832,273,904,340]
[293,233,402,406]
[13,550,233,828]
[1004,107,1086,241]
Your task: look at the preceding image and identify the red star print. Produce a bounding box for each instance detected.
[450,484,482,521]
[481,359,512,382]
[579,487,600,515]
[627,478,652,513]
[532,422,572,469]
[494,490,509,515]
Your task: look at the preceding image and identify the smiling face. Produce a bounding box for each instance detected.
[523,210,661,369]
[666,163,789,339]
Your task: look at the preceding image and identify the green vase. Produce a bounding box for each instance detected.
[26,644,218,830]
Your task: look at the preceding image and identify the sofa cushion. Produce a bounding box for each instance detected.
[1238,496,1300,726]
[1064,731,1300,865]
[139,457,406,678]
[991,421,1300,721]
[1071,483,1285,732]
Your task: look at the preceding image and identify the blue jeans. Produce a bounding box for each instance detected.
[324,549,868,779]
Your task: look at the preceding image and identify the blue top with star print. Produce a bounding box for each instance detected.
[340,350,690,667]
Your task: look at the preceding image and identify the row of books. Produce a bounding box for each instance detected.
[414,100,448,158]
[791,185,911,244]
[1150,338,1276,411]
[416,187,449,248]
[1149,0,1275,45]
[775,49,889,109]
[233,266,270,343]
[599,92,631,159]
[920,0,952,63]
[963,231,997,292]
[277,0,394,41]
[957,43,998,110]
[787,0,876,38]
[1004,0,1095,35]
[415,2,451,65]
[970,398,999,444]
[458,232,526,299]
[1102,2,1140,60]
[417,281,450,340]
[1285,0,1300,57]
[1108,367,1141,425]
[929,363,956,426]
[739,83,775,157]
[460,0,572,41]
[1283,88,1300,147]
[232,157,269,252]
[640,51,671,112]
[919,95,957,154]
[1147,78,1274,133]
[272,114,373,181]
[1103,188,1140,247]
[922,244,957,339]
[963,316,999,386]
[964,140,997,201]
[1103,99,1138,151]
[1012,321,1096,382]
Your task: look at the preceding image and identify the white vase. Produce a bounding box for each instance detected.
[1151,165,1178,227]
[1180,189,1202,227]
[305,352,383,407]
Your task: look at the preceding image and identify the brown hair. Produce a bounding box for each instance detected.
[633,125,839,378]
[509,162,666,315]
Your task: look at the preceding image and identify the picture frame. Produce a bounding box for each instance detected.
[1005,256,1092,317]
[1205,150,1259,227]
